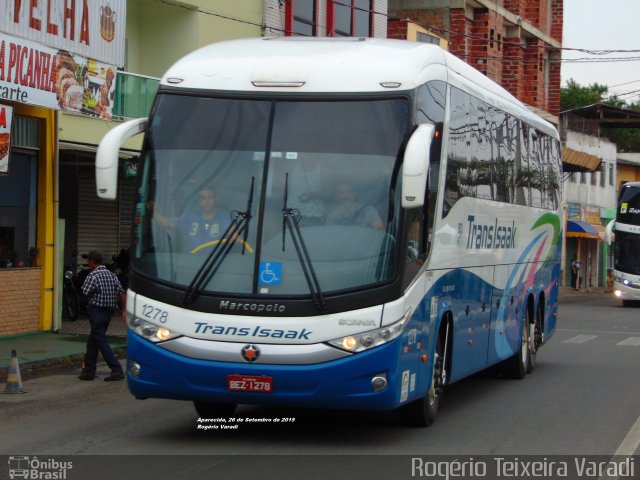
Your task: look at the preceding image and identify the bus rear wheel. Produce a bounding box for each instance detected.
[504,311,530,379]
[193,401,237,418]
[399,334,445,427]
[527,302,542,373]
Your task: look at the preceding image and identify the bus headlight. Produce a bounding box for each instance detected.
[128,316,180,343]
[327,312,411,353]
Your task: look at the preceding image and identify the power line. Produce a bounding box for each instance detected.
[156,0,640,62]
[609,79,640,88]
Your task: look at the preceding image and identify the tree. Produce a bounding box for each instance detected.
[560,79,624,112]
[561,79,640,152]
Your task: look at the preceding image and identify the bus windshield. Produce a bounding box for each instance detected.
[618,185,640,226]
[134,93,409,297]
[615,231,640,275]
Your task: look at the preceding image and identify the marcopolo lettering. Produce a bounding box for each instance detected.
[194,322,312,340]
[219,300,286,313]
[466,215,517,250]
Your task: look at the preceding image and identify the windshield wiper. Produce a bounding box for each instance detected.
[182,177,255,305]
[282,173,328,311]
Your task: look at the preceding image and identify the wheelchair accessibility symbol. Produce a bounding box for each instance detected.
[259,262,282,286]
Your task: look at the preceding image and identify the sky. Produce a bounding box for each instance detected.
[562,0,640,102]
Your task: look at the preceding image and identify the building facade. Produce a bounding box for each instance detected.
[1,0,126,336]
[561,113,618,290]
[388,0,563,119]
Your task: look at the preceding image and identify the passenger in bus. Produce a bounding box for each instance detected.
[287,155,329,226]
[326,181,384,231]
[147,185,233,253]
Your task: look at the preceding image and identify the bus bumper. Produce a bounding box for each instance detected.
[614,280,640,302]
[125,331,423,411]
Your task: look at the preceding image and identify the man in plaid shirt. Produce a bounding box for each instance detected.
[79,250,126,381]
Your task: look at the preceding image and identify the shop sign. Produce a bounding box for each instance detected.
[0,103,12,174]
[0,33,117,120]
[567,202,581,221]
[1,0,126,67]
[582,205,600,224]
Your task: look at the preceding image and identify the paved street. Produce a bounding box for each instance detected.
[1,294,639,478]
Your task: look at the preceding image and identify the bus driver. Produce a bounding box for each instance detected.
[148,185,232,253]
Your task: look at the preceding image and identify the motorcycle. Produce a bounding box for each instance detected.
[110,249,129,312]
[62,266,80,321]
[62,257,90,320]
[111,249,130,291]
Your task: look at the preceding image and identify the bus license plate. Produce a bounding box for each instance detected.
[227,375,273,393]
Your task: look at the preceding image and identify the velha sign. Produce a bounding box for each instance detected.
[1,0,127,67]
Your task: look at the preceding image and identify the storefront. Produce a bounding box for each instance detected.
[0,104,56,336]
[1,1,126,336]
[565,203,607,289]
[59,148,139,270]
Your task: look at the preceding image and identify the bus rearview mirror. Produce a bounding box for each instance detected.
[402,124,434,208]
[604,219,615,245]
[96,118,147,200]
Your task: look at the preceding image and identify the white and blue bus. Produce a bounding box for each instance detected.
[608,182,640,306]
[96,38,562,426]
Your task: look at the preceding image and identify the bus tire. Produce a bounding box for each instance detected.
[193,401,237,418]
[527,301,542,373]
[399,333,445,427]
[505,313,529,379]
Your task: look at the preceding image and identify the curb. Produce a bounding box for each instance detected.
[0,343,127,383]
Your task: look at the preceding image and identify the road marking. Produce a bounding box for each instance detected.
[562,334,597,344]
[615,412,640,456]
[557,328,640,335]
[616,337,640,347]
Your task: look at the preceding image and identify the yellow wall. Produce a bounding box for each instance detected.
[126,0,262,78]
[618,165,640,186]
[59,113,144,150]
[12,104,56,331]
[407,23,449,50]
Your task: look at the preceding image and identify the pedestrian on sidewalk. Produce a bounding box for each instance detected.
[571,257,581,290]
[78,250,126,382]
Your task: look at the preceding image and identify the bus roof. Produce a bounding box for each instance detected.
[161,37,557,138]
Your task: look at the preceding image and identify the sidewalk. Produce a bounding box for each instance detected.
[558,286,613,298]
[0,288,614,384]
[0,315,127,383]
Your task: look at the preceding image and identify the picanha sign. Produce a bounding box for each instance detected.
[0,33,117,119]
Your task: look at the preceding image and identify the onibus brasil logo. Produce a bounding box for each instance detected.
[8,456,72,479]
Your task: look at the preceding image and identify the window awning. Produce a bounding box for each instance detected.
[562,147,601,173]
[566,220,605,239]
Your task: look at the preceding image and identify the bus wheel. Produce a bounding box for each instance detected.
[193,401,237,418]
[527,303,541,373]
[399,335,445,427]
[505,313,529,379]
